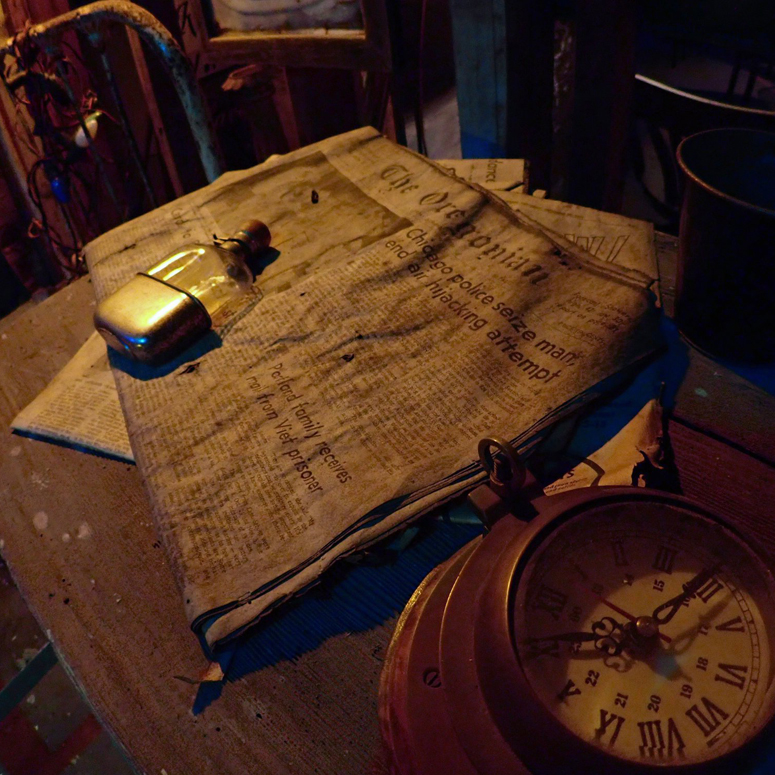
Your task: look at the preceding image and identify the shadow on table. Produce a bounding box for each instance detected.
[109,331,223,381]
[192,514,484,714]
[10,429,135,463]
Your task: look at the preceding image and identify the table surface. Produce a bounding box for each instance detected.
[0,237,774,775]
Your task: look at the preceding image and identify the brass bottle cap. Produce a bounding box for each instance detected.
[233,220,271,256]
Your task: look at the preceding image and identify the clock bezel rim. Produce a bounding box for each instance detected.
[471,486,775,775]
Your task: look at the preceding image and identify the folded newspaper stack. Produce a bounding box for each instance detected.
[36,129,663,652]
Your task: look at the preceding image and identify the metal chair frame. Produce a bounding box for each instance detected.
[0,0,222,185]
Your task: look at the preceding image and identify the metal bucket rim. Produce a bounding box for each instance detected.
[677,127,775,219]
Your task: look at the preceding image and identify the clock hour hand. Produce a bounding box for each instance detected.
[525,616,629,656]
[583,585,673,644]
[652,563,723,625]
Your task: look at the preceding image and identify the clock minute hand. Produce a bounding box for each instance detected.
[652,563,723,625]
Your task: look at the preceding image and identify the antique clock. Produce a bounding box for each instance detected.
[379,438,775,774]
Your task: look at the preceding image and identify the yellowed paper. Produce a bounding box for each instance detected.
[80,129,660,649]
[543,399,663,495]
[16,167,658,466]
[11,332,132,461]
[498,190,659,287]
[437,158,525,191]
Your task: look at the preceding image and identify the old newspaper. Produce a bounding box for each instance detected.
[12,182,656,464]
[438,158,525,191]
[11,331,132,460]
[82,128,660,650]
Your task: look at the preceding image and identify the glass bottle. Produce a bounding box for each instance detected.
[146,221,270,319]
[94,220,271,365]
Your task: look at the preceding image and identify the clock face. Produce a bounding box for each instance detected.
[513,501,775,766]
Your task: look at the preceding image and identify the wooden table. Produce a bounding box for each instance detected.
[0,237,774,775]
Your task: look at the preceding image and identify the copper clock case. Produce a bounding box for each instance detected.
[379,485,775,775]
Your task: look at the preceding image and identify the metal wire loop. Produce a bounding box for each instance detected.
[477,436,526,490]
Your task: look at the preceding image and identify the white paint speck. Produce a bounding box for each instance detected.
[62,533,71,543]
[26,694,35,705]
[33,511,48,530]
[10,446,21,457]
[161,769,168,775]
[77,522,93,540]
[31,472,49,489]
[694,387,709,398]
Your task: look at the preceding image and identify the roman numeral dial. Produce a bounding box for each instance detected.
[530,584,568,620]
[638,718,685,758]
[715,663,748,690]
[653,545,677,573]
[686,697,729,737]
[716,616,746,633]
[557,679,581,702]
[595,709,625,746]
[513,507,775,769]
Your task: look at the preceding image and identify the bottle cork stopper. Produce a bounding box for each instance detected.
[236,220,272,255]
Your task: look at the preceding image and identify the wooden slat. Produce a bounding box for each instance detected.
[174,0,391,75]
[286,68,363,146]
[271,68,301,152]
[503,0,554,190]
[126,30,185,199]
[448,0,553,181]
[567,0,637,210]
[448,0,509,157]
[208,32,390,72]
[671,421,775,554]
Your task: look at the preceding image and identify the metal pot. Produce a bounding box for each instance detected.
[676,128,775,364]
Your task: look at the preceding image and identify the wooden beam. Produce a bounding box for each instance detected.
[126,30,185,198]
[448,0,509,157]
[208,31,390,72]
[504,0,554,190]
[449,0,553,188]
[568,0,637,211]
